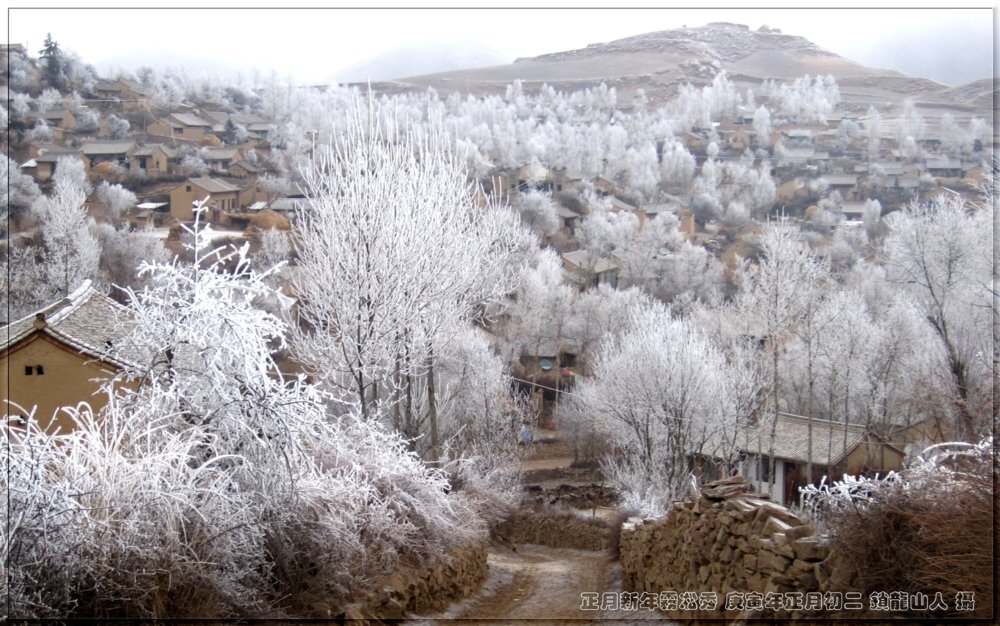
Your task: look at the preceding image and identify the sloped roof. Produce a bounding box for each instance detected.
[93,80,121,93]
[35,149,83,163]
[562,249,619,274]
[2,280,137,370]
[738,413,900,466]
[201,111,230,125]
[203,147,241,161]
[42,109,72,119]
[188,177,242,193]
[822,174,858,186]
[232,160,261,173]
[81,141,136,156]
[129,144,170,157]
[169,112,212,128]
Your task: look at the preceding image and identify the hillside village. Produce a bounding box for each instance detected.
[2,24,994,622]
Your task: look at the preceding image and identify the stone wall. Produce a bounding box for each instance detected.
[619,477,848,620]
[341,540,489,620]
[494,507,613,551]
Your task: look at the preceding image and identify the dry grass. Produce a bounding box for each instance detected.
[821,448,993,619]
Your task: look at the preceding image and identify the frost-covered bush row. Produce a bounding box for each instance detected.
[798,438,993,617]
[2,213,482,619]
[799,437,993,524]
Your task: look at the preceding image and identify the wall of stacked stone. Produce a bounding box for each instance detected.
[619,477,848,620]
[340,539,489,620]
[494,508,612,551]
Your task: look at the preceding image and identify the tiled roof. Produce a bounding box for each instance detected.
[203,147,240,160]
[34,150,82,163]
[81,141,136,155]
[2,280,137,369]
[822,174,858,186]
[129,144,167,157]
[188,177,241,193]
[562,249,619,274]
[169,112,212,128]
[738,413,885,466]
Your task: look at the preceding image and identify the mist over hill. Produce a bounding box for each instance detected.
[332,41,510,84]
[356,22,992,112]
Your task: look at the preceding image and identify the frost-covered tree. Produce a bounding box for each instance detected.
[578,205,639,260]
[513,189,560,238]
[104,113,130,139]
[3,215,481,618]
[503,247,574,366]
[254,227,291,272]
[73,108,100,133]
[753,104,772,146]
[26,119,54,144]
[659,139,697,189]
[176,153,208,177]
[578,301,753,515]
[737,220,829,491]
[95,223,169,293]
[95,181,137,221]
[292,99,524,461]
[32,157,101,296]
[881,194,993,438]
[1,155,41,218]
[866,106,882,158]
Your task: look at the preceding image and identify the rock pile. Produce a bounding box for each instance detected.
[619,477,847,619]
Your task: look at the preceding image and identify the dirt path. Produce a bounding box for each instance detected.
[408,433,670,624]
[408,543,667,625]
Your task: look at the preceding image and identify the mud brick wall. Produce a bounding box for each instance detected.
[341,540,489,620]
[619,478,847,620]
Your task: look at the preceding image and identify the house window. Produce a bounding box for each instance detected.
[138,157,147,169]
[24,366,33,375]
[35,365,44,375]
[25,365,44,375]
[758,456,771,482]
[186,185,192,192]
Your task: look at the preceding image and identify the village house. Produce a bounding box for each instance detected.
[127,144,175,177]
[168,177,243,222]
[113,78,153,111]
[91,79,122,107]
[81,141,136,169]
[840,201,869,222]
[24,148,88,182]
[562,249,620,289]
[148,112,215,142]
[202,147,243,173]
[925,157,963,179]
[821,173,860,201]
[2,280,135,434]
[739,412,906,507]
[41,108,76,130]
[229,160,262,179]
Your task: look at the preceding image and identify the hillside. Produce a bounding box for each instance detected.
[358,22,987,114]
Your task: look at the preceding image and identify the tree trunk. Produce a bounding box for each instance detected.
[426,345,440,465]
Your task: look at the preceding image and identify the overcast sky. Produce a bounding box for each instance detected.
[6,3,996,87]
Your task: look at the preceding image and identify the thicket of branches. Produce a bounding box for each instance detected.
[2,216,483,619]
[801,439,993,618]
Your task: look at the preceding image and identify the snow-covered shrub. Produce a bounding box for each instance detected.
[3,208,483,619]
